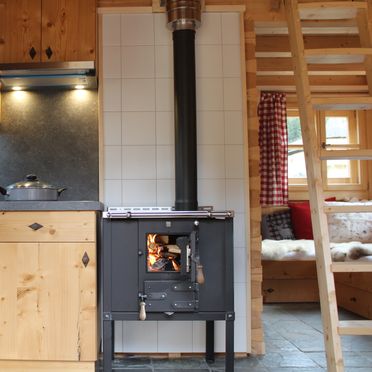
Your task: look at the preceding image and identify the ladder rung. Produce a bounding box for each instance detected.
[332,262,372,273]
[320,149,372,160]
[305,48,372,64]
[312,97,372,110]
[298,2,367,21]
[324,204,372,213]
[338,320,372,335]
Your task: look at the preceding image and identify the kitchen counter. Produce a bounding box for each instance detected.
[0,200,104,211]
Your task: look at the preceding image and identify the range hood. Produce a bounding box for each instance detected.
[0,61,96,90]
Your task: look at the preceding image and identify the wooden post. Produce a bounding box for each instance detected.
[245,17,265,355]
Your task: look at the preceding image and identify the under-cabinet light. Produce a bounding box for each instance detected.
[74,85,85,90]
[12,86,23,91]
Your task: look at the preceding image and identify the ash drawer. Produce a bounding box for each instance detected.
[0,211,96,242]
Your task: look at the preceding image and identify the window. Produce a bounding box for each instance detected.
[287,111,307,185]
[287,110,366,189]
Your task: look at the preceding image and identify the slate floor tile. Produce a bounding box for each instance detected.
[260,351,319,369]
[152,357,208,369]
[154,370,209,372]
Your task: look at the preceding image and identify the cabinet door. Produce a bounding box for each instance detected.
[0,242,96,361]
[41,0,96,62]
[0,0,41,63]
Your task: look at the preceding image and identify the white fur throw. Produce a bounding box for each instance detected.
[262,239,372,261]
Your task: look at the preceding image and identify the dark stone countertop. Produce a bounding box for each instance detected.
[0,201,104,211]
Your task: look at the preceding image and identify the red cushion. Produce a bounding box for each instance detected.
[288,201,313,239]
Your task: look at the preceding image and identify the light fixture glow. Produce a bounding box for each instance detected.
[74,85,85,90]
[12,86,23,91]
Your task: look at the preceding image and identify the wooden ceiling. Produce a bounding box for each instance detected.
[255,0,372,97]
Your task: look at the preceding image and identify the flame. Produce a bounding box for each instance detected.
[147,234,160,268]
[147,234,181,272]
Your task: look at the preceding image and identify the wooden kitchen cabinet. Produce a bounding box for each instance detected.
[0,0,42,63]
[0,0,96,64]
[0,211,97,372]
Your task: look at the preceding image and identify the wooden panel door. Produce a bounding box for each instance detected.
[0,242,97,361]
[0,0,41,63]
[41,0,96,62]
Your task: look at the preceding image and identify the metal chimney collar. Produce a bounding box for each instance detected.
[166,0,202,31]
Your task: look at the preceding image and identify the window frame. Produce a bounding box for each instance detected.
[287,109,367,191]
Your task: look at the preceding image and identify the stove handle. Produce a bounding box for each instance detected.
[138,294,147,321]
[190,230,205,285]
[196,264,205,285]
[139,301,146,321]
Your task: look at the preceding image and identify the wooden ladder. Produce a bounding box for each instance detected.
[283,1,372,371]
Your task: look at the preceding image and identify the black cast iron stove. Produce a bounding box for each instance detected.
[101,1,235,370]
[102,208,235,371]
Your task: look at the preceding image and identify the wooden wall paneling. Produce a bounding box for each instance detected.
[41,0,96,62]
[256,35,361,54]
[245,16,264,355]
[0,0,41,63]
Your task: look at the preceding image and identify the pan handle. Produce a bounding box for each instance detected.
[57,187,67,196]
[0,186,7,196]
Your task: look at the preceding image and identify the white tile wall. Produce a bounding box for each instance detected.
[122,79,155,111]
[102,11,249,353]
[122,46,155,78]
[122,112,156,145]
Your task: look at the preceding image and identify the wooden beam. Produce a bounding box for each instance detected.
[320,149,372,160]
[258,85,368,93]
[255,19,358,35]
[257,75,367,87]
[324,204,372,213]
[305,48,372,64]
[332,263,372,273]
[338,320,372,335]
[257,58,365,73]
[312,96,372,110]
[298,2,367,20]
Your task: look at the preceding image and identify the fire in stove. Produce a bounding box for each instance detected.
[147,234,182,272]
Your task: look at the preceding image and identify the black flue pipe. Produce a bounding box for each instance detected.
[173,29,198,211]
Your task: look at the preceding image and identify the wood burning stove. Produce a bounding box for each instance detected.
[101,1,236,370]
[102,208,235,371]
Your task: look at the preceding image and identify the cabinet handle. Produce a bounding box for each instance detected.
[29,47,37,60]
[29,222,43,231]
[45,46,53,59]
[82,251,90,267]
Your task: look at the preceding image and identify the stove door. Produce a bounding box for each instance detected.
[138,219,199,312]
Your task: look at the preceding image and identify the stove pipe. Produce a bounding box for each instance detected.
[166,0,202,211]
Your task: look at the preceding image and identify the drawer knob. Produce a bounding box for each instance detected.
[82,252,90,267]
[29,222,43,231]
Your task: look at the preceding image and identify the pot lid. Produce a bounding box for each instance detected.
[7,174,57,190]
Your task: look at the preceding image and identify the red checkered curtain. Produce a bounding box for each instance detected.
[258,92,288,206]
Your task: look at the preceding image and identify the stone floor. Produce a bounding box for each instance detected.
[99,303,372,371]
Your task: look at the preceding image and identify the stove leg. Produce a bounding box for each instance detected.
[103,319,114,372]
[206,320,215,363]
[225,316,234,372]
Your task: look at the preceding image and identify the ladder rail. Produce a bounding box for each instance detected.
[284,0,346,370]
